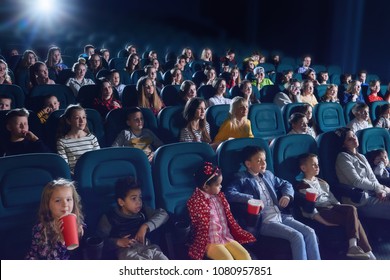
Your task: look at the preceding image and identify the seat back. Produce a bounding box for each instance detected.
[117,69,132,85]
[276,63,294,74]
[157,105,185,143]
[96,69,111,80]
[104,107,158,146]
[229,85,241,99]
[281,57,297,69]
[26,84,76,112]
[191,70,206,88]
[216,137,273,184]
[14,68,30,95]
[130,69,145,84]
[260,84,283,103]
[0,84,25,109]
[197,84,214,100]
[116,49,128,58]
[108,57,126,71]
[356,127,390,155]
[257,62,275,74]
[327,65,342,76]
[160,84,181,106]
[162,70,172,86]
[44,108,105,151]
[60,55,76,69]
[311,64,327,74]
[121,84,138,108]
[316,131,343,188]
[74,147,155,235]
[0,153,71,259]
[205,104,230,140]
[330,73,341,85]
[56,68,75,85]
[152,142,216,219]
[343,101,356,124]
[314,84,328,99]
[370,100,388,124]
[76,84,99,109]
[282,102,307,131]
[84,108,106,147]
[313,102,345,133]
[270,134,318,183]
[189,60,203,72]
[249,103,286,141]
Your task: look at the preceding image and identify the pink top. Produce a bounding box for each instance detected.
[204,192,234,244]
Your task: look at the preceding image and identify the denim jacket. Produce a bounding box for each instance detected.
[225,170,294,205]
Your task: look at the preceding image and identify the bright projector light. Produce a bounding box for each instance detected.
[37,0,53,13]
[13,0,78,37]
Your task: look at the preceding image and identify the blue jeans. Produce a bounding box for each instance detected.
[259,214,321,260]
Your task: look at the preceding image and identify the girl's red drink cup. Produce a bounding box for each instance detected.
[247,199,262,215]
[60,213,79,250]
[305,188,318,202]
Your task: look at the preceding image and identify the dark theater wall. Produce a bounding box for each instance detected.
[0,0,388,82]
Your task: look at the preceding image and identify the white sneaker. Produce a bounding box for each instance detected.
[346,246,370,260]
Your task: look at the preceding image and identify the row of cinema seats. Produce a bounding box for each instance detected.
[0,101,319,150]
[1,82,387,146]
[0,126,388,259]
[159,100,388,144]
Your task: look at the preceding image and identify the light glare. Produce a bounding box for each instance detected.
[38,0,52,13]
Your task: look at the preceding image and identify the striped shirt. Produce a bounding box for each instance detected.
[57,133,100,172]
[179,123,211,143]
[202,191,234,244]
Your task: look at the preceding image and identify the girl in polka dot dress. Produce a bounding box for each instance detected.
[187,162,256,260]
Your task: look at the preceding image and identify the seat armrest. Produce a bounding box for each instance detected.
[337,183,364,203]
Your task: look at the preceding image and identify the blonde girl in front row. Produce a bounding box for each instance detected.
[26,178,85,260]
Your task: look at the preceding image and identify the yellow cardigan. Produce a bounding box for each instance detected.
[214,118,254,143]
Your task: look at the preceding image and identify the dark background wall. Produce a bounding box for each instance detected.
[0,0,388,82]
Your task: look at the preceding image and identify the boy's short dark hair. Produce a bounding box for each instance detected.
[289,112,306,124]
[115,177,141,201]
[5,108,29,124]
[242,146,266,165]
[366,149,386,167]
[126,107,142,119]
[0,94,12,100]
[299,153,318,168]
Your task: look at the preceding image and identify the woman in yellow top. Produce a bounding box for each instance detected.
[213,96,254,146]
[300,80,318,107]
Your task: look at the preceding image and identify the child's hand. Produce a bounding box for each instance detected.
[42,106,52,114]
[54,218,64,235]
[116,234,136,248]
[279,196,290,208]
[24,131,39,142]
[134,224,149,245]
[254,199,265,210]
[147,152,154,162]
[376,190,387,201]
